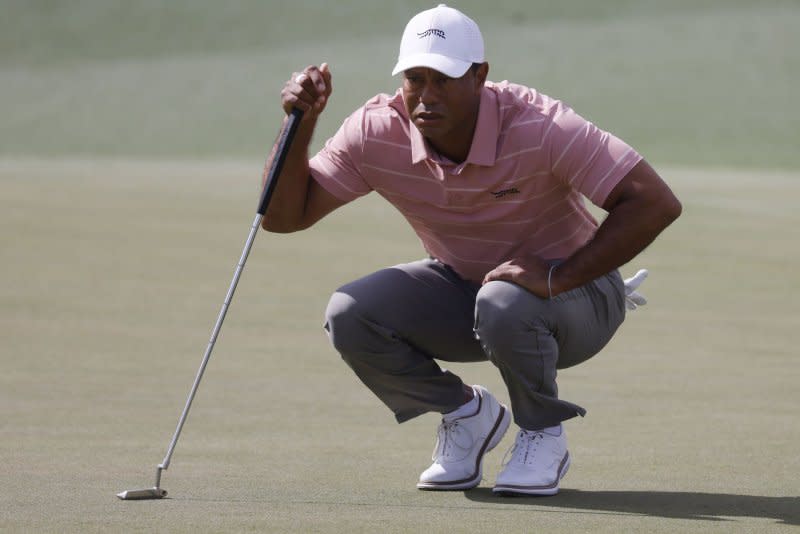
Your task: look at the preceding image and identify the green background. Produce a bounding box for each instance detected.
[1,0,798,167]
[1,1,798,532]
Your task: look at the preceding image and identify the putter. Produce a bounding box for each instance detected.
[117,108,304,500]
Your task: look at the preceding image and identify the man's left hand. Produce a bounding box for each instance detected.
[482,257,552,298]
[484,258,651,309]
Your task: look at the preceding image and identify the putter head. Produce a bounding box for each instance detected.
[116,487,168,500]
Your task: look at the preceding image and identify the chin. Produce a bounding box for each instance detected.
[414,121,445,138]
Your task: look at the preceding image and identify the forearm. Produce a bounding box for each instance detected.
[263,63,334,233]
[550,194,680,295]
[261,117,317,233]
[482,160,681,298]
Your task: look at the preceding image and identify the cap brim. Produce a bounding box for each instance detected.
[391,53,472,79]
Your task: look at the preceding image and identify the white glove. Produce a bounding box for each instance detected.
[623,269,649,311]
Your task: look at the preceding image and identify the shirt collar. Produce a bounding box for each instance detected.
[395,86,499,167]
[467,86,499,166]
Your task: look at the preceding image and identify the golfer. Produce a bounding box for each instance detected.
[264,4,681,495]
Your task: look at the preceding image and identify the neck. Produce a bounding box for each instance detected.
[427,105,479,164]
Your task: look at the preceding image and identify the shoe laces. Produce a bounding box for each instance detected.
[432,419,474,461]
[501,429,545,467]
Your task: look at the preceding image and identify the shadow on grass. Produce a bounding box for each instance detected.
[464,488,799,526]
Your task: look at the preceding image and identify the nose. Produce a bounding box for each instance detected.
[419,80,438,106]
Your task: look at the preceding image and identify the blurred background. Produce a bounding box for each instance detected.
[1,0,797,167]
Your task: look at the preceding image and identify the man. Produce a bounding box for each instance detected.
[263,4,681,495]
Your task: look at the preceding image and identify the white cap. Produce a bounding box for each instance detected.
[391,4,484,78]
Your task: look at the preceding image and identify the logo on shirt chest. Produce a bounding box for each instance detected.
[490,187,521,199]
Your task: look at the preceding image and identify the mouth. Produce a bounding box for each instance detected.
[413,111,445,127]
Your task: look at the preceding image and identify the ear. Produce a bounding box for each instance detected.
[474,62,489,90]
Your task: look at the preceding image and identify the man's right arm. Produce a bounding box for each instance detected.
[261,63,347,233]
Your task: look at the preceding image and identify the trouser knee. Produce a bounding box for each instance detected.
[325,289,403,368]
[474,280,551,363]
[324,290,367,357]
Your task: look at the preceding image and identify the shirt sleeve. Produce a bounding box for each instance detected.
[309,106,373,203]
[546,101,642,207]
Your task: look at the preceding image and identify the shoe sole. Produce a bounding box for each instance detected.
[416,404,511,491]
[492,450,570,496]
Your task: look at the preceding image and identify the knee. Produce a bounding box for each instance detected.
[475,280,547,333]
[324,291,363,355]
[325,289,397,358]
[474,281,549,357]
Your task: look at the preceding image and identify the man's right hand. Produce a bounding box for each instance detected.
[281,63,332,121]
[263,62,344,234]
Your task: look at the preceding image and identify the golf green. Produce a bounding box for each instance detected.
[1,161,797,532]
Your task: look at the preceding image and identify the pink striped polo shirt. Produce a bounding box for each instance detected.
[309,80,642,283]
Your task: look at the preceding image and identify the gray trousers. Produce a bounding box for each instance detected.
[324,258,626,430]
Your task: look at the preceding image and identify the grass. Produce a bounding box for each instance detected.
[1,160,798,533]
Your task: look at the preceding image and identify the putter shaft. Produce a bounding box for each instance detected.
[117,109,304,501]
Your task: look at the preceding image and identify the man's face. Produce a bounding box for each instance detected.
[401,64,487,159]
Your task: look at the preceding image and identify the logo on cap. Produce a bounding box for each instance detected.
[417,28,446,39]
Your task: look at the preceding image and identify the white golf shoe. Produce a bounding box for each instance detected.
[417,385,511,490]
[493,426,570,496]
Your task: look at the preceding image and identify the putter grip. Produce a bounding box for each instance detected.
[257,107,305,216]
